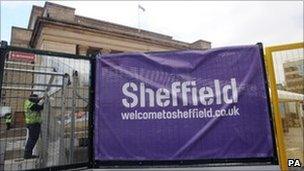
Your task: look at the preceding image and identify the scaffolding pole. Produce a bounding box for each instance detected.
[4,68,65,76]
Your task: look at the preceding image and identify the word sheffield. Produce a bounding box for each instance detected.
[122,78,238,108]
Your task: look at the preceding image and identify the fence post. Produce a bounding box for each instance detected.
[265,47,288,171]
[0,41,8,103]
[0,41,8,171]
[257,43,279,165]
[88,56,96,168]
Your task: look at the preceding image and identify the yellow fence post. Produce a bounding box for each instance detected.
[264,42,304,171]
[265,48,288,171]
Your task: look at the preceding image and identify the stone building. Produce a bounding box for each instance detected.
[283,59,304,94]
[11,2,211,54]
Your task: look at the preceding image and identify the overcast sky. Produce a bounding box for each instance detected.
[1,1,303,47]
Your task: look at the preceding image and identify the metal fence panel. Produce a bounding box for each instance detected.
[0,45,91,170]
[265,42,304,171]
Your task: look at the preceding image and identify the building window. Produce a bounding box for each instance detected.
[76,44,80,55]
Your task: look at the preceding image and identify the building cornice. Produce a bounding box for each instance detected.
[30,17,191,49]
[74,15,173,41]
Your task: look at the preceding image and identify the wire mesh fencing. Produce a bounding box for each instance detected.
[0,48,91,170]
[268,44,304,168]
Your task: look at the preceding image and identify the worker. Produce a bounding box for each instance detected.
[23,94,44,159]
[5,112,12,130]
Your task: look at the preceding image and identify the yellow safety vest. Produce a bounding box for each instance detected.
[24,100,42,124]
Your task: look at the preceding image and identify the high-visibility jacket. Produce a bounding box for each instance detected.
[5,113,12,124]
[24,100,42,124]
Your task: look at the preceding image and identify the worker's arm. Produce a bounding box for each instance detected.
[29,103,44,112]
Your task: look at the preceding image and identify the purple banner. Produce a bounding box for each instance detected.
[94,45,274,161]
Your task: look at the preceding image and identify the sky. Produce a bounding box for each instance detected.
[0,1,303,84]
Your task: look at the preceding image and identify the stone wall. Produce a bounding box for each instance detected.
[43,2,75,23]
[10,27,32,48]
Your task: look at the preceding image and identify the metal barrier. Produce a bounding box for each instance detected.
[265,42,304,171]
[0,42,295,170]
[0,42,92,170]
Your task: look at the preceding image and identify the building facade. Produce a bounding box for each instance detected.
[283,59,304,94]
[11,2,211,54]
